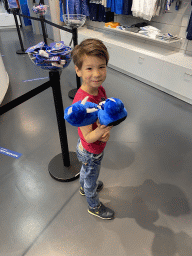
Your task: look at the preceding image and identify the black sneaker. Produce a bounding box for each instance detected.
[79,181,103,196]
[88,202,114,220]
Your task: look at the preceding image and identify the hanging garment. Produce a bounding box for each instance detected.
[89,0,102,3]
[175,0,181,10]
[154,0,167,16]
[89,2,106,21]
[18,0,32,26]
[165,0,171,10]
[82,0,90,15]
[89,1,114,22]
[131,0,159,20]
[123,0,132,15]
[102,0,107,7]
[60,0,64,22]
[107,0,124,14]
[186,7,192,40]
[105,9,114,22]
[66,0,81,14]
[66,0,89,16]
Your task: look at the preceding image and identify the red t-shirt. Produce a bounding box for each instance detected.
[73,86,107,154]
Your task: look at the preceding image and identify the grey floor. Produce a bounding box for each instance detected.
[1,21,192,256]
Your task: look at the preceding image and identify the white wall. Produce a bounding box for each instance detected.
[27,0,61,41]
[0,54,9,105]
[47,0,61,41]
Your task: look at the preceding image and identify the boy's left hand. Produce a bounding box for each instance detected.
[99,130,111,142]
[96,119,113,142]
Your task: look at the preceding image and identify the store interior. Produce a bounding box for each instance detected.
[1,0,192,255]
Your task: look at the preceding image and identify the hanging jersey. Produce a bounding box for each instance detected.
[107,0,124,14]
[89,3,106,22]
[66,0,89,16]
[123,0,132,15]
[187,8,192,40]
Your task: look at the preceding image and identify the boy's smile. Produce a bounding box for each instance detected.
[75,55,107,95]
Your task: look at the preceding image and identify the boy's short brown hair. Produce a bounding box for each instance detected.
[71,38,109,70]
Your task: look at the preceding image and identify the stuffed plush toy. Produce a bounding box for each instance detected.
[64,96,127,127]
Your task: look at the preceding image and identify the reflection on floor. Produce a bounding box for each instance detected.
[0,26,192,256]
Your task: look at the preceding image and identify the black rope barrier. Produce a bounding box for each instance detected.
[0,81,50,116]
[0,10,83,181]
[0,70,81,181]
[15,12,73,33]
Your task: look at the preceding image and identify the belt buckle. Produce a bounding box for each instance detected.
[79,141,84,151]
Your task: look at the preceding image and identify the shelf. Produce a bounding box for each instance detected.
[104,26,182,45]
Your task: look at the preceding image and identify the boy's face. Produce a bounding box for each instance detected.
[75,55,107,93]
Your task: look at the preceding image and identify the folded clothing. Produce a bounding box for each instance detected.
[105,22,120,28]
[138,26,179,41]
[139,25,161,38]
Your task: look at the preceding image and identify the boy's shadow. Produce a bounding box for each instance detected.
[100,179,192,256]
[102,141,135,170]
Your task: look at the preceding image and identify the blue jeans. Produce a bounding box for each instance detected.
[76,139,104,208]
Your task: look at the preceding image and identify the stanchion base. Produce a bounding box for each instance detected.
[16,49,27,55]
[48,152,81,182]
[68,88,77,100]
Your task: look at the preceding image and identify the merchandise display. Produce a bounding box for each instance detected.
[64,96,127,127]
[156,32,180,41]
[105,22,180,42]
[139,26,180,41]
[105,21,120,28]
[63,14,86,28]
[26,41,71,70]
[138,25,161,38]
[32,4,49,15]
[115,22,148,32]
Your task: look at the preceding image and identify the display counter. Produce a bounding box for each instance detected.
[0,53,9,105]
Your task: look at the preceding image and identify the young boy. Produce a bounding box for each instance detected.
[72,38,114,220]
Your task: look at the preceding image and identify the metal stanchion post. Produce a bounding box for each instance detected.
[68,28,81,100]
[39,14,48,45]
[48,70,81,181]
[12,9,27,54]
